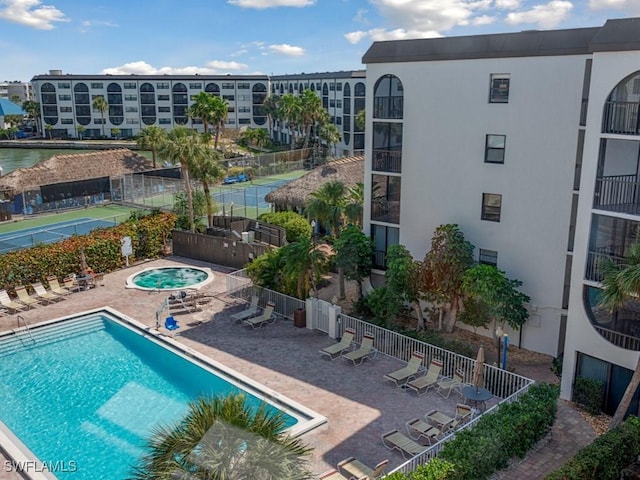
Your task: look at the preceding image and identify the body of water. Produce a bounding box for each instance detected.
[0,148,151,175]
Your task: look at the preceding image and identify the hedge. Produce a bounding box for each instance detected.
[0,210,176,291]
[545,416,640,480]
[438,383,559,480]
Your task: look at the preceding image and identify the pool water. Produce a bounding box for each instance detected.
[131,267,210,290]
[0,313,297,480]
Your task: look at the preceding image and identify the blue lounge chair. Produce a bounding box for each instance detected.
[165,316,180,331]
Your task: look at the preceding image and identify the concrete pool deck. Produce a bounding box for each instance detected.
[0,256,501,477]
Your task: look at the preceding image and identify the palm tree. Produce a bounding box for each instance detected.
[159,126,201,231]
[92,95,108,137]
[599,244,640,429]
[130,392,312,480]
[190,145,225,227]
[262,95,279,141]
[281,237,331,299]
[344,182,365,227]
[22,100,41,137]
[299,89,323,150]
[45,123,53,140]
[320,123,341,158]
[189,92,217,134]
[137,126,167,168]
[278,93,301,150]
[210,96,229,150]
[305,180,347,238]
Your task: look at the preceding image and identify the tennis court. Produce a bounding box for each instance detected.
[0,217,116,254]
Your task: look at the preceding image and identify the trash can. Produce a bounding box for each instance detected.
[294,308,306,328]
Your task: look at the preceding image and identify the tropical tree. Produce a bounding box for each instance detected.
[173,190,207,232]
[355,108,366,131]
[251,128,270,149]
[246,248,285,292]
[190,146,225,227]
[305,180,346,238]
[385,244,427,330]
[77,125,85,140]
[110,128,121,139]
[210,96,229,150]
[7,126,18,139]
[262,95,280,140]
[333,225,373,300]
[599,244,640,429]
[137,126,167,169]
[189,91,217,134]
[320,123,341,158]
[420,224,475,332]
[344,182,364,227]
[278,93,301,150]
[281,237,331,298]
[45,123,53,140]
[92,95,108,137]
[299,89,324,149]
[130,392,312,480]
[22,100,41,136]
[159,126,201,231]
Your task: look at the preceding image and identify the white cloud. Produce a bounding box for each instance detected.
[353,8,369,24]
[495,0,521,8]
[268,43,305,56]
[472,14,496,25]
[0,0,68,30]
[345,30,368,44]
[78,19,117,33]
[505,0,573,28]
[228,0,314,8]
[102,60,248,76]
[230,48,248,57]
[589,0,640,14]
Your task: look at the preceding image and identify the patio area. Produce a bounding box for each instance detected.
[0,256,502,477]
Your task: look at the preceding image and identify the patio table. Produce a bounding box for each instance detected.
[461,386,492,412]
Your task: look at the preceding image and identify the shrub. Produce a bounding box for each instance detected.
[258,211,311,243]
[545,416,640,480]
[439,383,559,480]
[384,459,456,480]
[573,376,604,415]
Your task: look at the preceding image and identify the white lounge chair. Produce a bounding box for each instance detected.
[342,333,376,365]
[436,367,466,398]
[231,295,261,322]
[383,351,424,387]
[242,304,276,329]
[381,429,427,459]
[320,328,356,359]
[32,282,63,304]
[406,358,443,395]
[0,290,26,313]
[15,286,41,309]
[337,457,388,480]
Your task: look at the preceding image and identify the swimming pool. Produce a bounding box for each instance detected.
[125,266,214,291]
[0,308,324,480]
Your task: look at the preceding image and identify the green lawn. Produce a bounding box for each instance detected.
[0,204,140,234]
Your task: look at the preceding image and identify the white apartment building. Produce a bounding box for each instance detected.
[270,71,366,157]
[30,70,365,157]
[0,81,33,103]
[362,17,640,414]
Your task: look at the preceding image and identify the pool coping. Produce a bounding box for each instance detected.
[0,306,327,480]
[124,265,215,291]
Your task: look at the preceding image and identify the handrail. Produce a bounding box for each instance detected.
[16,315,35,343]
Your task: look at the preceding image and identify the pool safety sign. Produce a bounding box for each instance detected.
[121,236,132,266]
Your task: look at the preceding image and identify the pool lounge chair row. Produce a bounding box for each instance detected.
[0,278,77,313]
[319,329,378,365]
[384,355,468,398]
[319,457,388,480]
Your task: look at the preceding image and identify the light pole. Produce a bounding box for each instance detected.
[496,326,504,368]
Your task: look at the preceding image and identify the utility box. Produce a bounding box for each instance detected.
[241,231,255,243]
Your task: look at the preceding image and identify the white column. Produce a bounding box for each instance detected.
[328,304,342,339]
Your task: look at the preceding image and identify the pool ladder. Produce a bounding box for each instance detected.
[15,315,35,344]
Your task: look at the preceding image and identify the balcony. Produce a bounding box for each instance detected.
[602,101,640,135]
[372,149,402,173]
[584,285,640,351]
[370,199,400,224]
[593,174,640,215]
[585,251,625,282]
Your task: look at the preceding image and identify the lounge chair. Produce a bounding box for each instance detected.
[318,469,365,480]
[436,367,466,398]
[242,304,275,329]
[342,333,376,365]
[63,277,81,293]
[165,316,180,331]
[406,358,443,395]
[383,351,424,387]
[14,286,41,309]
[320,327,356,359]
[337,457,388,480]
[0,290,26,313]
[46,275,72,296]
[405,418,444,445]
[425,409,455,432]
[450,403,474,430]
[32,282,63,304]
[231,295,261,322]
[381,429,427,459]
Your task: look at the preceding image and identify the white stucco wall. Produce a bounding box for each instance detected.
[365,54,590,355]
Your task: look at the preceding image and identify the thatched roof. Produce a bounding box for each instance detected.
[0,149,155,193]
[265,155,364,210]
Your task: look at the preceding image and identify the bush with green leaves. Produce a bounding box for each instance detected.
[258,211,311,243]
[573,377,604,415]
[439,383,559,480]
[545,416,640,480]
[384,459,456,480]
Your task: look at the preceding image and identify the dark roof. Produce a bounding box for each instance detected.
[363,17,640,64]
[31,73,269,81]
[270,71,366,80]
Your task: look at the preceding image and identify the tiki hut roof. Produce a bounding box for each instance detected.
[265,155,364,210]
[0,149,155,194]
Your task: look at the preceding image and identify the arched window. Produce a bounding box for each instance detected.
[343,83,351,97]
[107,83,123,125]
[140,83,156,125]
[602,70,640,135]
[354,82,365,97]
[205,82,220,96]
[41,82,58,125]
[374,75,403,119]
[172,83,188,124]
[73,83,90,126]
[253,83,267,125]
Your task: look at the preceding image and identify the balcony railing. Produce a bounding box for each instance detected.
[593,324,640,351]
[602,101,640,135]
[372,149,402,173]
[371,199,400,224]
[372,249,386,269]
[593,174,640,214]
[585,251,625,282]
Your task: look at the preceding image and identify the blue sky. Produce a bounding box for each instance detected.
[1,0,639,82]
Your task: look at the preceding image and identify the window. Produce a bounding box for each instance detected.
[61,118,73,124]
[157,94,170,101]
[189,83,202,89]
[124,95,137,101]
[489,74,510,103]
[90,83,103,89]
[125,106,138,113]
[337,99,342,108]
[337,82,342,91]
[60,106,72,112]
[156,82,170,89]
[158,106,171,113]
[222,83,234,89]
[238,106,251,113]
[223,95,235,101]
[94,118,105,124]
[159,118,171,124]
[485,134,506,163]
[57,82,70,89]
[238,94,250,101]
[330,99,336,108]
[123,82,137,89]
[58,94,71,101]
[239,118,251,125]
[237,82,250,89]
[371,224,400,270]
[126,118,139,124]
[479,249,498,266]
[330,83,336,91]
[482,193,502,222]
